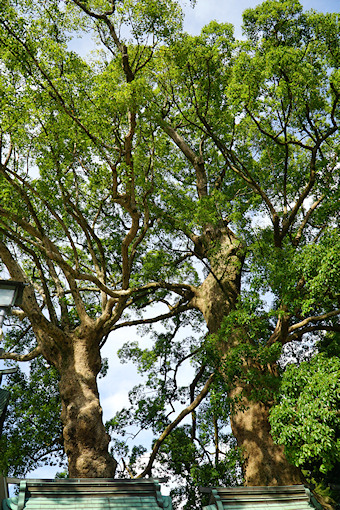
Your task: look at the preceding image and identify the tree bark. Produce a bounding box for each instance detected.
[190,223,244,331]
[229,388,301,485]
[191,224,302,486]
[55,329,116,478]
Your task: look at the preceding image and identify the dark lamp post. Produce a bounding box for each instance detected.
[0,280,25,330]
[0,280,23,501]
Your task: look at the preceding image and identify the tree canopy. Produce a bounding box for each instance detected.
[0,0,339,505]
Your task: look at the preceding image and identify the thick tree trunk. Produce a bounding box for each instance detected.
[191,223,244,331]
[230,388,301,485]
[56,331,116,478]
[191,224,302,486]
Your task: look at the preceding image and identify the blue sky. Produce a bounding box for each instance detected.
[182,0,339,38]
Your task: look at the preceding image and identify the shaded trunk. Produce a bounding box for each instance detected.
[230,388,301,485]
[191,224,302,486]
[56,331,116,478]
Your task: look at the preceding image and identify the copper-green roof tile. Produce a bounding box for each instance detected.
[2,479,173,510]
[201,486,322,510]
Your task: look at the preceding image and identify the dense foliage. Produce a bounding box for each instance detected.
[0,0,339,504]
[270,349,340,476]
[0,360,63,477]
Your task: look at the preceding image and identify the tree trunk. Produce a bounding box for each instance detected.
[191,224,302,486]
[191,223,244,332]
[230,388,301,485]
[56,331,116,478]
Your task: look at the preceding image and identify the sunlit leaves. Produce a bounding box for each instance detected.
[117,0,183,41]
[270,353,340,475]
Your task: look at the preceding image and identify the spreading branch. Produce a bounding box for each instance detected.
[0,345,42,362]
[288,309,340,334]
[136,372,215,478]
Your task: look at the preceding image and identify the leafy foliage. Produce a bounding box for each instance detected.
[107,320,243,508]
[0,359,64,477]
[270,352,340,475]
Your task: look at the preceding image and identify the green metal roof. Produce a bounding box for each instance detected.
[2,479,173,510]
[201,485,322,510]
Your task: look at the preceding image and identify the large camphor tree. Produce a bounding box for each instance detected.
[0,0,194,477]
[115,0,340,487]
[142,0,340,485]
[0,0,339,489]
